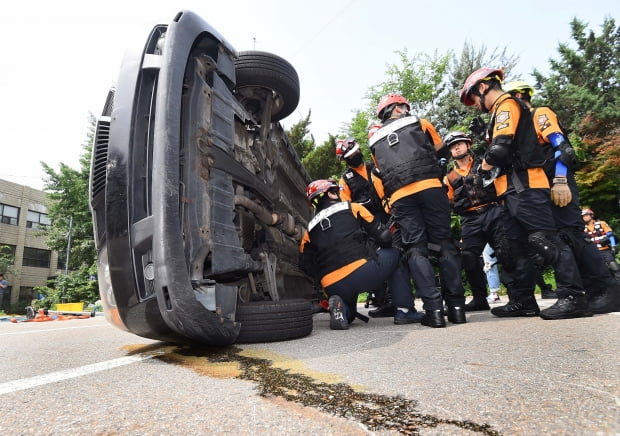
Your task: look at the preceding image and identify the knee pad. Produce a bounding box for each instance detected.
[528,231,559,266]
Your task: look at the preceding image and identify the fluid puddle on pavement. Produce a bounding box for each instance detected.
[125,344,500,435]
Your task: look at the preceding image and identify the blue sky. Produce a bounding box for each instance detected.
[0,0,616,190]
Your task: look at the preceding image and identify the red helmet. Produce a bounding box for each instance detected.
[335,137,360,160]
[460,67,504,106]
[443,131,472,148]
[376,93,410,120]
[581,208,594,216]
[367,124,382,140]
[306,179,339,207]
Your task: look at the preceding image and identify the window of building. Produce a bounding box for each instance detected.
[26,210,51,229]
[0,204,19,225]
[22,247,51,268]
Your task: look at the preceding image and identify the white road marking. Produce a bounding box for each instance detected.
[0,349,167,395]
[0,324,101,336]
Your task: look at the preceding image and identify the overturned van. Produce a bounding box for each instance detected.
[89,10,316,345]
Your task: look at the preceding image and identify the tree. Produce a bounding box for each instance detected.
[39,113,98,304]
[438,42,519,135]
[344,44,518,140]
[365,49,450,126]
[301,135,346,181]
[0,245,17,276]
[533,17,620,221]
[287,110,316,160]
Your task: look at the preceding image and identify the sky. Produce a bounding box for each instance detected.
[0,0,617,191]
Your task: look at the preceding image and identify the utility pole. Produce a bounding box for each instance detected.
[62,216,73,302]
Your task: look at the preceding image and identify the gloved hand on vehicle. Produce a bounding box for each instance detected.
[550,177,571,207]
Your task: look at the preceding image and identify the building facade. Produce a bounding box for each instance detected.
[0,178,60,311]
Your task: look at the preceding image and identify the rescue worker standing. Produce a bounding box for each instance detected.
[368,94,466,328]
[583,209,620,284]
[460,68,591,320]
[299,179,423,330]
[443,131,504,312]
[504,81,620,312]
[336,137,394,317]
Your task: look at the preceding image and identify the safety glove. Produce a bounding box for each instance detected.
[469,116,487,138]
[550,177,571,207]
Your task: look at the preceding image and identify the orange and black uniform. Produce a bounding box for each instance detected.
[485,93,585,300]
[445,156,504,304]
[532,105,619,293]
[584,219,620,283]
[585,219,615,252]
[338,162,389,224]
[369,114,465,311]
[299,201,412,322]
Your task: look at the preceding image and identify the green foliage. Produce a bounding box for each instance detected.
[287,110,316,159]
[366,49,450,124]
[40,114,97,270]
[0,245,17,276]
[533,17,620,219]
[301,135,347,181]
[439,42,519,135]
[35,262,99,307]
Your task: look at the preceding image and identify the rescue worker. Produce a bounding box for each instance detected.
[582,209,620,283]
[368,94,467,328]
[504,80,620,312]
[299,179,423,330]
[460,68,591,320]
[336,137,394,317]
[443,131,505,312]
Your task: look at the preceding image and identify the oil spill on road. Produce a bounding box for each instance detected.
[147,345,501,435]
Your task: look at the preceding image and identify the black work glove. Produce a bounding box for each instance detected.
[469,116,487,137]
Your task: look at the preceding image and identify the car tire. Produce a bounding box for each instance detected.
[236,299,313,343]
[234,50,300,122]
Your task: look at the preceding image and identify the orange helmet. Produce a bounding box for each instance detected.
[335,137,360,160]
[460,67,504,106]
[376,93,410,120]
[306,179,339,207]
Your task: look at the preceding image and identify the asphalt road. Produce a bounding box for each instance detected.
[0,297,618,436]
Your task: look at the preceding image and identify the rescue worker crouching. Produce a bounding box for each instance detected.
[369,93,467,328]
[443,131,506,312]
[336,137,394,318]
[299,179,423,330]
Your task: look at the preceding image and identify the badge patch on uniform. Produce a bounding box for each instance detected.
[537,113,551,131]
[496,111,510,124]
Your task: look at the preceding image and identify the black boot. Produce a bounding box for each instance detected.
[368,302,395,318]
[464,298,490,311]
[368,288,393,317]
[447,306,467,324]
[421,309,446,328]
[540,293,593,320]
[491,295,540,317]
